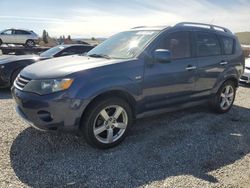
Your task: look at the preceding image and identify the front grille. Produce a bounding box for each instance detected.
[240,76,249,81]
[14,75,31,90]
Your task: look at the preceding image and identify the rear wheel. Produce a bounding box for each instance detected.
[25,40,35,48]
[210,81,236,113]
[81,97,133,149]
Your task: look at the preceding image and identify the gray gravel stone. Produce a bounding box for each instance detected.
[0,85,250,188]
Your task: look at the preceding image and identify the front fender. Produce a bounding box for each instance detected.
[73,75,142,101]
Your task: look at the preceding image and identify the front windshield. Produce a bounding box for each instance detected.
[40,45,65,57]
[87,30,160,59]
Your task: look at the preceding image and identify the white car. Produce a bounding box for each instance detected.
[240,57,250,84]
[0,29,39,47]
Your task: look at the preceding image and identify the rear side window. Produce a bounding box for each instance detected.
[158,31,191,59]
[14,30,31,35]
[195,32,221,57]
[221,37,234,55]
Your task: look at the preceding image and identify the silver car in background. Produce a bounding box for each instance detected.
[240,57,250,84]
[0,29,39,47]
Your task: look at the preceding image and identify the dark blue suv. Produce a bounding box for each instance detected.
[12,22,245,149]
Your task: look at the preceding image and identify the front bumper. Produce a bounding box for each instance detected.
[240,68,250,83]
[0,78,10,88]
[12,87,88,132]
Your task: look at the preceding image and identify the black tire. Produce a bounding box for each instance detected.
[25,40,35,48]
[11,68,22,86]
[210,80,236,113]
[81,97,133,149]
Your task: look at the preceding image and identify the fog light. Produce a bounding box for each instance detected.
[37,111,53,122]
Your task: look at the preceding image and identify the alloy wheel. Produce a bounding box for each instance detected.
[220,85,234,110]
[93,105,128,144]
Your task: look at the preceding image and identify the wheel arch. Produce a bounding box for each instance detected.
[10,67,24,83]
[213,76,239,95]
[80,89,137,125]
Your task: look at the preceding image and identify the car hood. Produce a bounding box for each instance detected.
[21,55,129,79]
[0,54,41,65]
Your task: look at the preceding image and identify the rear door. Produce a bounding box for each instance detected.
[194,31,226,96]
[13,30,31,44]
[143,31,198,110]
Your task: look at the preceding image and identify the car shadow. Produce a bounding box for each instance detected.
[10,105,250,187]
[0,88,12,99]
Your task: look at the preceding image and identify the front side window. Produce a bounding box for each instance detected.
[87,30,160,59]
[195,32,221,57]
[2,30,12,35]
[221,36,234,55]
[59,47,78,56]
[157,31,191,59]
[40,46,65,58]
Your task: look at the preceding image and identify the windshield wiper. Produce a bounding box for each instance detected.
[88,54,112,59]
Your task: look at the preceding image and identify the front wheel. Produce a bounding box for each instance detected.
[81,97,133,149]
[210,81,236,113]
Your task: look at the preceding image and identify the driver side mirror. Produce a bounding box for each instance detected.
[154,49,171,63]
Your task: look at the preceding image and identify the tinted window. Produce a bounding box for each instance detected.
[70,46,93,55]
[221,37,234,55]
[14,30,30,35]
[2,30,12,35]
[60,47,79,56]
[196,32,221,57]
[79,46,94,54]
[40,46,65,58]
[157,31,191,59]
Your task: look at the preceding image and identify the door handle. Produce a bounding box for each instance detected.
[186,66,197,71]
[220,61,228,66]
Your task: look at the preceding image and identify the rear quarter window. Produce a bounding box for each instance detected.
[221,36,234,55]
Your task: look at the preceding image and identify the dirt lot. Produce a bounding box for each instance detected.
[0,86,250,188]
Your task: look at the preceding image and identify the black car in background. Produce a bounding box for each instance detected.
[0,44,94,88]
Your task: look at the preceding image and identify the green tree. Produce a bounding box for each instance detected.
[42,30,48,44]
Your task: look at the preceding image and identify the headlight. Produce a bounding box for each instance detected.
[24,78,74,95]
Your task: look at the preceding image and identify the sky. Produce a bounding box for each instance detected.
[0,0,250,38]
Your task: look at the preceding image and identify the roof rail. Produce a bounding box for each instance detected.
[175,22,232,34]
[131,26,147,29]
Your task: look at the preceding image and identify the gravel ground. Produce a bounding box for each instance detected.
[0,86,250,188]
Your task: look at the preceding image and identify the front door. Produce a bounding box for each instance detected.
[143,31,198,111]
